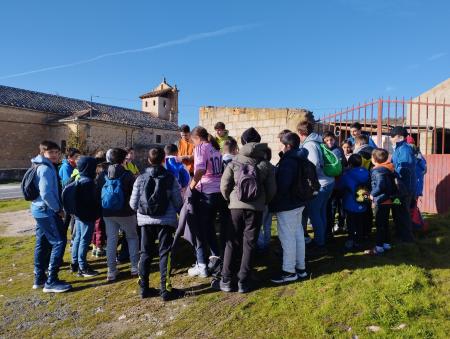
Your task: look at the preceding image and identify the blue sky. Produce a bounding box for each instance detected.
[1,0,449,128]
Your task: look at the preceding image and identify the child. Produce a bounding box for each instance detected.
[354,135,374,170]
[214,121,233,152]
[222,137,238,168]
[336,154,370,251]
[164,143,190,189]
[124,147,140,177]
[69,156,101,277]
[177,124,195,176]
[30,141,72,292]
[91,150,108,257]
[341,140,353,163]
[270,132,308,284]
[368,148,397,254]
[129,147,184,301]
[59,147,80,187]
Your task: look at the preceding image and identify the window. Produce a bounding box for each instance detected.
[153,100,156,106]
[156,135,162,143]
[61,140,66,154]
[145,101,148,107]
[163,100,166,108]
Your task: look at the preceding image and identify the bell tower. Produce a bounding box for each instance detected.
[139,78,178,124]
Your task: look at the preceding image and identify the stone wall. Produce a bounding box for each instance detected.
[199,106,312,163]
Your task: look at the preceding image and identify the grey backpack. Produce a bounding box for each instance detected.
[233,160,261,202]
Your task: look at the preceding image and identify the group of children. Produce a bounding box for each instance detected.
[26,118,424,299]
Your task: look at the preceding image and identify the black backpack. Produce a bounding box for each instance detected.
[21,163,49,201]
[292,158,321,201]
[138,168,174,216]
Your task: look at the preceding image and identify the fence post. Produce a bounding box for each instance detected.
[377,98,383,147]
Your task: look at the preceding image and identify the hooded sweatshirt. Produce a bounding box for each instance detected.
[165,156,190,188]
[101,164,136,217]
[336,166,370,213]
[30,155,62,218]
[301,133,335,187]
[75,156,101,222]
[59,158,76,187]
[370,161,396,206]
[215,130,232,152]
[220,142,276,211]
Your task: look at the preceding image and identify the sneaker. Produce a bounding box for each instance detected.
[106,269,119,282]
[296,269,308,279]
[187,263,208,278]
[70,263,79,273]
[43,280,72,293]
[161,288,185,302]
[210,278,221,291]
[238,281,251,293]
[271,271,298,284]
[32,276,46,290]
[130,267,139,276]
[383,243,391,251]
[219,278,232,292]
[138,283,159,299]
[333,224,340,233]
[364,246,384,255]
[78,266,99,277]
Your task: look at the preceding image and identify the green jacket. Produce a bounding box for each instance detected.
[220,142,276,212]
[216,131,232,152]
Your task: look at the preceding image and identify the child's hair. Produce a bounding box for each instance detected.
[348,154,362,168]
[372,148,389,164]
[214,121,226,130]
[66,147,80,158]
[95,150,106,159]
[148,147,165,165]
[354,134,369,145]
[164,143,178,156]
[350,122,362,130]
[39,140,60,154]
[296,120,314,136]
[281,132,300,149]
[207,134,221,151]
[223,137,238,154]
[191,126,209,140]
[179,124,190,133]
[342,140,353,147]
[109,148,128,164]
[278,129,292,140]
[323,131,336,140]
[125,147,134,153]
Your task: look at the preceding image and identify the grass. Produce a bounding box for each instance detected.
[0,199,30,213]
[0,213,449,338]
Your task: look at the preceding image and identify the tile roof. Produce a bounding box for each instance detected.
[0,85,179,131]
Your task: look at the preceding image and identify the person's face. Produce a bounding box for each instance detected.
[298,132,307,143]
[342,143,352,155]
[323,136,335,149]
[126,150,135,161]
[44,149,61,164]
[350,128,361,138]
[180,131,191,142]
[390,135,403,144]
[191,134,201,146]
[216,128,226,138]
[68,153,80,165]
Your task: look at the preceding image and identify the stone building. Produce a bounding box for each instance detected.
[0,79,180,178]
[199,106,313,163]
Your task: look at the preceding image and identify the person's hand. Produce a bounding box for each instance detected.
[369,195,374,201]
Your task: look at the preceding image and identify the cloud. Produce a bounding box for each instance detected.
[428,52,447,61]
[385,85,396,92]
[0,24,259,80]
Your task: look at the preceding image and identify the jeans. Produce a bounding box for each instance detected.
[34,214,66,284]
[306,183,334,246]
[139,225,173,292]
[257,206,272,250]
[277,207,305,273]
[71,219,95,270]
[222,209,262,283]
[104,215,139,272]
[193,190,221,265]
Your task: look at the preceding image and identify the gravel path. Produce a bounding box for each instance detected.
[0,209,35,237]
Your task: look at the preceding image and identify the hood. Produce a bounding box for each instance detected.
[107,163,126,179]
[281,148,309,161]
[355,144,374,154]
[223,153,235,162]
[238,142,270,161]
[348,167,369,183]
[77,156,97,179]
[303,133,323,145]
[165,157,184,171]
[374,161,395,172]
[146,165,167,177]
[32,155,54,167]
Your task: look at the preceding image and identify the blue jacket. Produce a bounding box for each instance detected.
[269,148,309,213]
[392,140,417,197]
[336,167,370,213]
[370,163,396,205]
[59,158,75,187]
[31,155,62,218]
[165,156,190,188]
[415,153,427,197]
[347,133,377,148]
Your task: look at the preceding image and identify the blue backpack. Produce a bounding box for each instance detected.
[101,174,125,211]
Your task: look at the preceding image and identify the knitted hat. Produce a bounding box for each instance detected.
[241,127,261,145]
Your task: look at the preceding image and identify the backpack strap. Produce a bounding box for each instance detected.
[302,140,324,168]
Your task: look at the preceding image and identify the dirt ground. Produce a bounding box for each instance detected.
[0,209,35,237]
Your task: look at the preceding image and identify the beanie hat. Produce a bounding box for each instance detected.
[406,135,415,145]
[241,127,261,145]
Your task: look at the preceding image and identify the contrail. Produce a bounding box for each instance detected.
[0,24,259,80]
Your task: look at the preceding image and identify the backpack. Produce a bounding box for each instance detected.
[21,163,49,201]
[355,184,370,203]
[101,173,125,211]
[61,177,90,215]
[319,144,343,177]
[233,160,261,202]
[138,169,174,216]
[291,158,321,201]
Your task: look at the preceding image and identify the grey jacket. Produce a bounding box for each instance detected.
[129,166,183,228]
[220,142,277,212]
[301,133,335,187]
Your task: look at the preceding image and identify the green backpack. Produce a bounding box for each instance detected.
[319,143,342,177]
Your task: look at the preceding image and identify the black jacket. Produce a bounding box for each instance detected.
[75,156,101,222]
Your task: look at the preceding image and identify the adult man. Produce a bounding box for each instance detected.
[177,124,195,176]
[347,122,377,148]
[214,122,232,153]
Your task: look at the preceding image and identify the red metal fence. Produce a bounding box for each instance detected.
[319,98,450,214]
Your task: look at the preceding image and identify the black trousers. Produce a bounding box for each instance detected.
[392,195,414,242]
[138,225,173,292]
[221,209,262,283]
[346,212,365,243]
[374,204,391,246]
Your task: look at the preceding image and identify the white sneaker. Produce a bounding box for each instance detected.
[187,263,208,278]
[130,266,139,276]
[383,243,391,251]
[106,269,118,282]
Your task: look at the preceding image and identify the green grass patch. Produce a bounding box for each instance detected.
[0,199,30,213]
[0,214,449,337]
